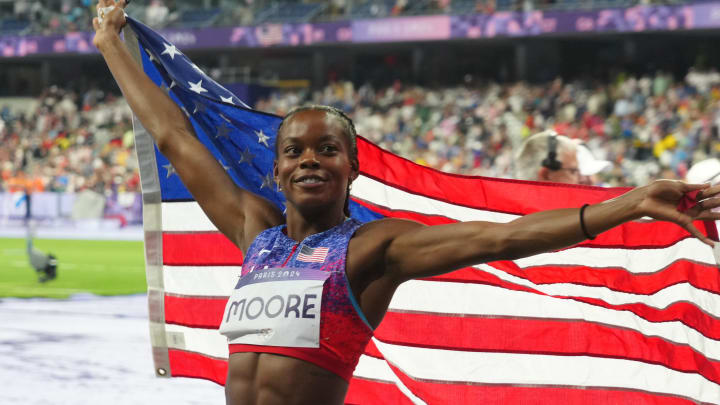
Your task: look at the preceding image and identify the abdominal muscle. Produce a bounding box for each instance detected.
[226,352,349,405]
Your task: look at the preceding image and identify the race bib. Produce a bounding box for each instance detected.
[219,268,329,348]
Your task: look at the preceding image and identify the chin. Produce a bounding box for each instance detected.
[290,196,341,216]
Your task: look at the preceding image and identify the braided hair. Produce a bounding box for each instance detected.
[276,105,359,217]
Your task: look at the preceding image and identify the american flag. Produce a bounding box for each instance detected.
[123,18,720,404]
[297,245,330,263]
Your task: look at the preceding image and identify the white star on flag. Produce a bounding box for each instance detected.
[188,80,207,94]
[215,123,231,139]
[220,95,234,104]
[144,48,155,61]
[255,129,270,147]
[238,147,254,164]
[260,172,274,189]
[161,42,181,60]
[162,163,176,178]
[193,101,206,114]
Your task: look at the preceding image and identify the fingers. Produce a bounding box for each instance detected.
[696,211,720,221]
[683,182,711,192]
[682,221,715,247]
[697,184,720,200]
[92,17,100,31]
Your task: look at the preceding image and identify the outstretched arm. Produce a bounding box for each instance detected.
[381,180,720,283]
[92,0,283,252]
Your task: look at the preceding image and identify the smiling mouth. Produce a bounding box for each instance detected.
[294,175,326,185]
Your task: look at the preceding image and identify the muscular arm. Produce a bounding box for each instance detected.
[380,181,720,284]
[93,2,283,251]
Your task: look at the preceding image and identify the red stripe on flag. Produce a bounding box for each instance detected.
[374,312,720,385]
[165,294,227,328]
[454,260,720,296]
[385,362,706,405]
[358,137,629,212]
[163,232,243,266]
[430,269,720,340]
[168,349,227,385]
[353,196,708,249]
[345,377,414,405]
[163,294,720,384]
[164,261,720,340]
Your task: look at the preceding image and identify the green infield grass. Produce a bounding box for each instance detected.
[0,238,146,298]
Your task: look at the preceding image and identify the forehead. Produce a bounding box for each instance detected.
[559,147,578,166]
[279,110,347,143]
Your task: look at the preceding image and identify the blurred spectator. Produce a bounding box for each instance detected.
[514,130,580,184]
[145,0,170,28]
[575,143,612,186]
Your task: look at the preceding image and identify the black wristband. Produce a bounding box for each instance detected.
[579,204,596,240]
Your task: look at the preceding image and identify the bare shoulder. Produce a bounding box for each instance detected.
[352,217,425,241]
[347,218,424,278]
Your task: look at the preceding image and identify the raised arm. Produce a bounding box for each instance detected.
[92,0,283,252]
[379,180,720,283]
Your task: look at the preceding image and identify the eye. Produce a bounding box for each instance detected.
[283,145,300,155]
[319,144,338,154]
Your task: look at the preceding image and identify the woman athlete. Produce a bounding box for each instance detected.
[93,2,720,404]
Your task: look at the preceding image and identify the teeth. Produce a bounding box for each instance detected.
[301,178,321,183]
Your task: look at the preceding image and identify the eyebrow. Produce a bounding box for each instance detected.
[282,134,342,144]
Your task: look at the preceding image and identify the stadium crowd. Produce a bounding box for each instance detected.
[3,67,720,193]
[0,85,139,195]
[255,68,720,186]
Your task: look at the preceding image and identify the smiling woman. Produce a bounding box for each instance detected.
[90,1,720,404]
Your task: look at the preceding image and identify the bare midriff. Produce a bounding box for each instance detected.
[226,352,349,405]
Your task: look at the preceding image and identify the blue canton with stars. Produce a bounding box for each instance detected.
[127,17,285,209]
[126,17,382,223]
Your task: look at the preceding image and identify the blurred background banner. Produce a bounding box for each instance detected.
[5,2,720,57]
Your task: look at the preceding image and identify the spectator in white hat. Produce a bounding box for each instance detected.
[514,130,581,184]
[576,143,613,186]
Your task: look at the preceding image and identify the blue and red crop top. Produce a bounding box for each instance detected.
[218,218,374,382]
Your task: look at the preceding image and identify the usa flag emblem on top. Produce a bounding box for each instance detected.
[297,246,329,263]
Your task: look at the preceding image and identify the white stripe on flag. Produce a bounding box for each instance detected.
[373,339,720,404]
[354,354,427,405]
[389,280,720,359]
[164,265,239,297]
[352,175,518,223]
[160,269,720,358]
[160,201,715,271]
[477,263,720,317]
[161,322,720,404]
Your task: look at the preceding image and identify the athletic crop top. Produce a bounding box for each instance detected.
[218,218,374,382]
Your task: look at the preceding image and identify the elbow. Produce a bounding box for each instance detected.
[154,120,194,154]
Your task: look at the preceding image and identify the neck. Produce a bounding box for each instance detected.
[284,206,346,242]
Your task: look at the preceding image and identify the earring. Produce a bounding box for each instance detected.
[276,182,282,191]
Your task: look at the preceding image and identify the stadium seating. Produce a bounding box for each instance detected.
[350,0,395,18]
[0,18,30,35]
[167,7,222,28]
[254,2,327,24]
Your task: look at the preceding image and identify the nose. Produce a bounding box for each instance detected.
[299,149,320,169]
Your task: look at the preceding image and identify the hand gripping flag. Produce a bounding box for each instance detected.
[123,18,720,404]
